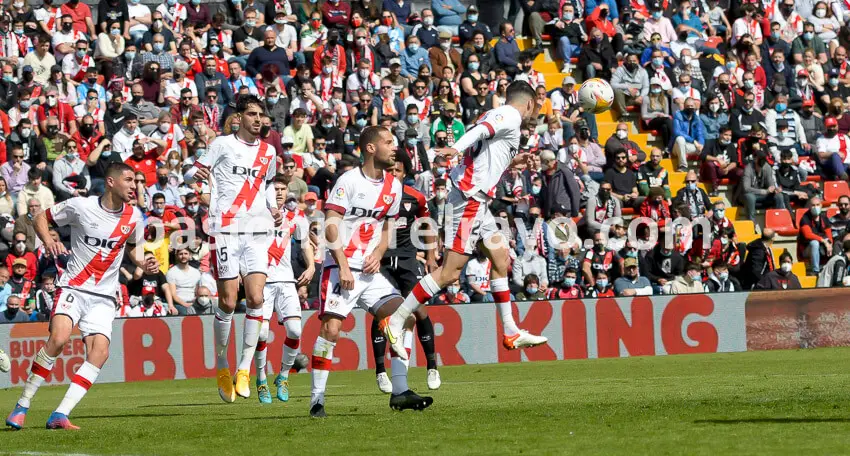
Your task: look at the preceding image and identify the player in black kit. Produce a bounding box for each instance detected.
[371,154,442,392]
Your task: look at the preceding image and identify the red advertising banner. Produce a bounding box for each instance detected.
[0,291,800,388]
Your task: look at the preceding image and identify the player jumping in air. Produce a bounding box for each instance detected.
[371,155,441,393]
[383,81,549,359]
[184,95,282,403]
[254,176,314,403]
[6,163,146,430]
[311,126,432,418]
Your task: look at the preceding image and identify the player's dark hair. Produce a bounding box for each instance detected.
[506,80,535,104]
[274,174,288,184]
[523,274,539,287]
[105,162,134,180]
[235,94,263,114]
[152,192,166,202]
[395,150,413,177]
[359,126,388,154]
[26,168,40,181]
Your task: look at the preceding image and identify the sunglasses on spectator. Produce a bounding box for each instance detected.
[87,96,97,101]
[181,97,192,101]
[382,85,392,89]
[686,179,697,183]
[284,165,296,170]
[12,154,23,159]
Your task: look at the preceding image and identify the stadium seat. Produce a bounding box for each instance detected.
[827,206,839,218]
[800,276,817,288]
[765,209,797,236]
[732,220,759,243]
[824,181,850,204]
[792,261,807,278]
[621,207,635,216]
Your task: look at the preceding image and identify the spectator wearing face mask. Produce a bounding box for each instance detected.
[583,231,623,287]
[512,246,548,291]
[539,150,581,218]
[816,116,850,180]
[637,147,671,199]
[817,239,850,287]
[668,262,707,294]
[15,170,53,224]
[757,251,802,289]
[0,295,28,323]
[587,270,615,297]
[613,257,653,296]
[547,267,584,299]
[434,279,471,304]
[673,170,711,219]
[798,196,833,274]
[33,273,55,322]
[516,274,547,301]
[6,233,37,280]
[706,259,742,292]
[642,235,685,292]
[193,285,214,315]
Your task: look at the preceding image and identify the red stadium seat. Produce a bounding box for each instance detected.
[824,181,850,204]
[795,208,808,228]
[621,207,635,216]
[806,174,822,182]
[765,209,797,236]
[827,206,840,218]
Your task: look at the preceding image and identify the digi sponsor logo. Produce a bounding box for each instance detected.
[7,323,86,385]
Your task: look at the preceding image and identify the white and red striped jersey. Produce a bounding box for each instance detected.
[449,105,523,199]
[324,168,401,270]
[193,134,277,234]
[267,208,309,283]
[816,134,850,163]
[47,196,144,298]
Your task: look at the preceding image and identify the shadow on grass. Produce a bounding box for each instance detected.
[138,403,237,408]
[75,412,198,419]
[696,418,850,424]
[210,413,374,420]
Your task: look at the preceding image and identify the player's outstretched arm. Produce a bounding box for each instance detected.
[325,209,354,290]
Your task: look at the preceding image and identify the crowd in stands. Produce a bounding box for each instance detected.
[2,0,850,324]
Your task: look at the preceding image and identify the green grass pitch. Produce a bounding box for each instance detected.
[2,348,850,455]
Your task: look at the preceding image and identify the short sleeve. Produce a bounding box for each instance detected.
[387,180,403,218]
[292,214,309,241]
[583,249,594,264]
[46,198,79,227]
[130,208,146,245]
[325,173,352,214]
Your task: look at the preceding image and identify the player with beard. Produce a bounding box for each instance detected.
[6,162,145,430]
[311,126,432,418]
[184,95,282,403]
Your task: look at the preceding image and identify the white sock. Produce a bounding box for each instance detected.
[18,348,55,408]
[491,277,519,336]
[279,318,302,379]
[392,274,441,326]
[310,336,334,407]
[254,320,269,382]
[214,307,233,370]
[390,331,414,395]
[238,307,263,372]
[55,362,100,416]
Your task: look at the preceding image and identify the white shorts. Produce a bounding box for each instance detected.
[52,288,116,340]
[210,232,271,280]
[444,188,500,255]
[263,282,300,322]
[319,267,400,319]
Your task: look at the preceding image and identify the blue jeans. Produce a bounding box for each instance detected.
[585,64,597,78]
[558,37,580,62]
[806,239,823,273]
[293,51,307,68]
[820,153,850,179]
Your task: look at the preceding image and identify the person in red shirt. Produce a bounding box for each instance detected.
[311,29,346,77]
[798,196,833,274]
[585,4,623,52]
[5,232,38,281]
[124,139,162,185]
[61,0,95,36]
[547,268,585,299]
[38,88,78,136]
[321,0,351,30]
[70,114,102,162]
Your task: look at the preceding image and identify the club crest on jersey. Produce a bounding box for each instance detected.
[120,225,131,235]
[260,157,269,165]
[382,195,394,205]
[404,202,412,211]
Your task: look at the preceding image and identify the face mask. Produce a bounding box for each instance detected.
[447,285,460,294]
[718,271,729,281]
[355,118,367,128]
[66,152,78,161]
[564,277,576,287]
[687,182,696,191]
[682,55,692,66]
[406,114,420,125]
[210,45,220,54]
[774,61,784,72]
[62,24,72,32]
[812,206,822,216]
[102,150,112,158]
[816,9,826,17]
[469,13,478,21]
[531,185,541,195]
[285,201,298,211]
[76,50,86,59]
[5,308,18,318]
[436,138,448,147]
[47,126,59,135]
[245,20,256,28]
[827,129,839,138]
[192,0,201,5]
[625,62,638,72]
[152,207,163,215]
[804,32,814,40]
[159,123,170,133]
[743,80,754,89]
[596,279,608,289]
[683,107,694,116]
[651,87,662,94]
[781,262,792,273]
[687,271,701,281]
[652,10,663,19]
[467,61,481,72]
[831,78,840,86]
[19,100,31,109]
[195,148,206,157]
[20,128,31,138]
[154,19,163,28]
[563,12,574,21]
[772,102,788,113]
[323,66,333,75]
[709,103,720,113]
[526,286,538,295]
[616,130,628,140]
[196,296,211,308]
[726,61,736,70]
[423,17,434,26]
[125,51,136,61]
[408,43,420,53]
[594,243,605,252]
[153,43,164,53]
[167,158,181,167]
[652,57,664,67]
[436,166,447,175]
[714,209,725,219]
[436,190,447,200]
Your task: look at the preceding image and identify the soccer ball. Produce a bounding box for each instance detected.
[0,348,10,373]
[578,78,615,114]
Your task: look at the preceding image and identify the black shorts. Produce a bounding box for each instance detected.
[381,256,425,296]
